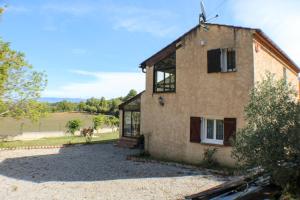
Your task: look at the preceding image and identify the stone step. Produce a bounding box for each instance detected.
[117,137,140,149]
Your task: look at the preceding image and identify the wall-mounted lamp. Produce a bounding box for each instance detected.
[158,96,165,106]
[197,40,206,46]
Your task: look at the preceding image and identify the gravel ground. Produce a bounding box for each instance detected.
[0,143,229,200]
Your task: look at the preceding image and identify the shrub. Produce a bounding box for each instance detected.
[65,119,82,135]
[81,127,94,137]
[81,127,94,144]
[93,115,105,132]
[109,116,119,131]
[232,72,300,197]
[202,148,218,168]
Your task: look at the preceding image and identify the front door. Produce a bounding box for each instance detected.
[123,111,140,137]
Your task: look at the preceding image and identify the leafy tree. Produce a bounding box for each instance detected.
[123,89,137,101]
[93,115,105,132]
[108,98,122,116]
[232,73,300,197]
[0,36,47,121]
[65,119,82,135]
[77,101,86,112]
[53,100,77,112]
[109,116,120,131]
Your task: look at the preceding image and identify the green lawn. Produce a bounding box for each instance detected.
[0,132,119,148]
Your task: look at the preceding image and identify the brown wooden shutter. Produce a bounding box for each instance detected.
[207,49,221,73]
[224,118,236,146]
[190,117,201,143]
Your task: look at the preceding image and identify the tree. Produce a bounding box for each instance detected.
[109,116,120,131]
[0,8,47,121]
[54,101,76,112]
[93,115,105,132]
[232,73,300,197]
[65,119,82,135]
[108,98,122,116]
[0,38,47,121]
[123,89,137,101]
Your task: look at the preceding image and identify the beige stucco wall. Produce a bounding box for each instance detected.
[253,41,300,98]
[141,25,256,167]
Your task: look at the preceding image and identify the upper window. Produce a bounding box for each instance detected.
[207,48,236,73]
[153,52,176,93]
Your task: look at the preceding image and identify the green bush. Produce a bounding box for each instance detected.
[93,115,105,132]
[232,72,300,197]
[65,119,82,135]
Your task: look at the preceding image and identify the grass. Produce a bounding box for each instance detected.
[0,132,119,148]
[0,112,96,137]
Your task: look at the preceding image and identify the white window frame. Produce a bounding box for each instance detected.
[201,117,224,145]
[220,48,236,72]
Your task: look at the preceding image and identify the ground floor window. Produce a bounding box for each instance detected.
[202,118,224,145]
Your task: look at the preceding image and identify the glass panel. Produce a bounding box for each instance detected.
[156,71,164,83]
[155,70,165,92]
[216,120,224,140]
[154,52,176,92]
[227,49,236,70]
[131,112,140,136]
[124,97,141,111]
[124,112,132,136]
[206,119,214,139]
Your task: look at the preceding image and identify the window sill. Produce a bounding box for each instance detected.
[153,91,176,94]
[200,142,225,147]
[221,69,237,73]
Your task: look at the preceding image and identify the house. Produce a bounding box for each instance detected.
[118,23,300,166]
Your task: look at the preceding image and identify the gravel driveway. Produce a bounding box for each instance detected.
[0,143,228,200]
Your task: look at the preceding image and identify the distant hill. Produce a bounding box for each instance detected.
[39,97,85,103]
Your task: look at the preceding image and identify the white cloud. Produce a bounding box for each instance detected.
[5,1,179,37]
[43,70,145,99]
[107,5,179,37]
[230,0,300,67]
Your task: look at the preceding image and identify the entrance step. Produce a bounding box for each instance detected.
[117,137,140,149]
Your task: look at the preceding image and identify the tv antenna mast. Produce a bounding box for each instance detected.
[199,1,219,31]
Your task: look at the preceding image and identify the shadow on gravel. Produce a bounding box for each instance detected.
[0,142,220,183]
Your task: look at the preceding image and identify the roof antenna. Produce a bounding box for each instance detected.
[199,1,219,31]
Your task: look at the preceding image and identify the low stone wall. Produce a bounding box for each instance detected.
[12,131,66,141]
[3,127,116,141]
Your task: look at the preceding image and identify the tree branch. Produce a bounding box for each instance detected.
[0,110,9,116]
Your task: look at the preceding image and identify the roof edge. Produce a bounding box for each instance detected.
[139,23,299,74]
[118,91,144,110]
[254,30,300,74]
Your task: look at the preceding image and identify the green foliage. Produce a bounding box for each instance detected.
[232,72,300,196]
[109,116,119,128]
[123,89,137,101]
[93,115,105,131]
[65,119,82,135]
[202,148,218,168]
[47,89,136,117]
[93,115,119,132]
[0,36,47,121]
[51,100,77,112]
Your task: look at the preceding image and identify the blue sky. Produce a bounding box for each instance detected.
[1,0,299,98]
